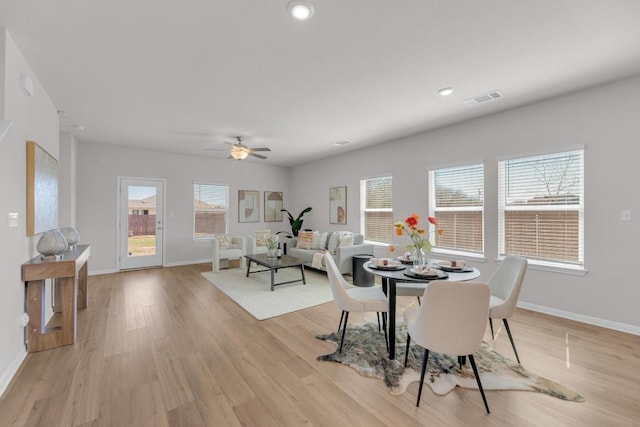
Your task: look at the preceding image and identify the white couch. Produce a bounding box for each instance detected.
[211,235,246,273]
[287,231,373,274]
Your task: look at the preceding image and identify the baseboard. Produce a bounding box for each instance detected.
[518,301,640,336]
[0,348,27,398]
[164,259,210,267]
[88,268,118,276]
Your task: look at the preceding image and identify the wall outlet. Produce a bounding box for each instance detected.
[8,212,19,227]
[621,209,632,222]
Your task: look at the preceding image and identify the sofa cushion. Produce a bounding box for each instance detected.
[328,231,354,254]
[339,233,354,248]
[254,229,271,247]
[311,231,328,249]
[297,231,314,249]
[216,234,233,249]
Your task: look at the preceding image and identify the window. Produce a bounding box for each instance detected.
[499,148,584,268]
[360,176,392,243]
[194,183,228,239]
[428,163,484,254]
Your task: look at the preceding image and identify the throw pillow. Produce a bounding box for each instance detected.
[338,233,354,248]
[216,234,232,249]
[254,229,271,247]
[296,231,314,249]
[327,232,341,254]
[311,231,328,250]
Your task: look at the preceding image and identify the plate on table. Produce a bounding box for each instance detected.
[396,256,414,265]
[434,260,473,273]
[367,259,406,271]
[404,266,449,280]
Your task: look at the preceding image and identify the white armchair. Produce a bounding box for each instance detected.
[246,229,272,255]
[211,235,246,273]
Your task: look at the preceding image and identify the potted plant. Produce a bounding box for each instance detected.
[278,207,312,237]
[266,235,279,258]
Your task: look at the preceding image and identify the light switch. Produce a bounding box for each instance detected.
[8,212,18,227]
[621,209,632,222]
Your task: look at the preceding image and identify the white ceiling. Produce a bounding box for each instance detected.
[2,1,640,166]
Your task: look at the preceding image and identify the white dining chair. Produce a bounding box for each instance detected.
[487,255,527,364]
[324,252,389,353]
[403,280,491,412]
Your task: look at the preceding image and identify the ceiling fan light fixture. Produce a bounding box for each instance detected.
[288,1,314,20]
[231,148,249,160]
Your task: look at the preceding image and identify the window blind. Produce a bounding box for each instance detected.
[429,163,484,253]
[361,176,392,243]
[194,183,228,239]
[498,149,584,266]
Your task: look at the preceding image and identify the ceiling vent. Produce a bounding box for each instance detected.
[464,90,503,107]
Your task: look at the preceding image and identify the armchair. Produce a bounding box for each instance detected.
[211,234,246,273]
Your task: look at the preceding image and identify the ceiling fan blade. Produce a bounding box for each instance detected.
[250,147,271,152]
[249,152,267,159]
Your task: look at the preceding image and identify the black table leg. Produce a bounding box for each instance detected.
[388,279,397,360]
[300,265,306,284]
[270,268,275,291]
[246,260,252,277]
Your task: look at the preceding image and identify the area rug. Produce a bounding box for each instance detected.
[201,267,333,320]
[316,322,584,402]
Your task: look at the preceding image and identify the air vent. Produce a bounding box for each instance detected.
[464,90,503,107]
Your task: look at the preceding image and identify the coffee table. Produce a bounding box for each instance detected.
[244,253,306,291]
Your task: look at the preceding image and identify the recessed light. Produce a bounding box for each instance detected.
[332,140,350,146]
[438,87,455,97]
[288,1,314,20]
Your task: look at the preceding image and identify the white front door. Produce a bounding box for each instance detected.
[118,177,164,270]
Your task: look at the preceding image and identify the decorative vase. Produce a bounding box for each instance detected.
[60,226,80,249]
[412,248,428,267]
[37,229,69,260]
[267,248,277,258]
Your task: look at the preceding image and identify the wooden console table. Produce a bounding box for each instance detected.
[21,244,90,353]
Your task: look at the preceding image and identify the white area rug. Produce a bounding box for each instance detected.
[201,267,333,320]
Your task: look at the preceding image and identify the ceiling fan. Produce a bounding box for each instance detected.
[204,136,271,160]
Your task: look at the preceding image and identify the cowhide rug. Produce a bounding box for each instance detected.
[316,322,584,402]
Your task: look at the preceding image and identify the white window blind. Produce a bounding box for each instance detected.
[360,176,392,243]
[194,183,228,239]
[498,149,584,267]
[428,163,484,254]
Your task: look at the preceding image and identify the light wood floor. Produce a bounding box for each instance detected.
[1,264,639,426]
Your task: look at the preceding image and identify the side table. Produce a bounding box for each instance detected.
[21,245,90,352]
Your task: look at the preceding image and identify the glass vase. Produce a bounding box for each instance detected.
[267,248,277,258]
[412,248,428,267]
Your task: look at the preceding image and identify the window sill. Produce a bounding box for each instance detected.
[431,248,487,263]
[495,257,587,276]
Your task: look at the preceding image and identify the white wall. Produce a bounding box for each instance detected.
[76,143,292,273]
[292,74,640,333]
[0,29,60,395]
[58,131,78,227]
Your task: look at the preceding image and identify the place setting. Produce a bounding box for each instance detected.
[366,257,406,271]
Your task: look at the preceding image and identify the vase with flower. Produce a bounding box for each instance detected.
[393,214,443,266]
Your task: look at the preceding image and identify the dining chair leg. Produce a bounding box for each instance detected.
[338,310,346,332]
[468,354,490,414]
[489,318,495,340]
[339,311,349,353]
[416,297,421,306]
[502,319,521,364]
[377,312,381,331]
[404,334,411,367]
[416,348,430,407]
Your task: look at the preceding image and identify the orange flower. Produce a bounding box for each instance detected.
[438,228,445,236]
[388,245,395,253]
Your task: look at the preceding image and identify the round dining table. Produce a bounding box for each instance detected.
[363,260,481,360]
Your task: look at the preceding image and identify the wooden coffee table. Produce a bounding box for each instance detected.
[244,253,306,291]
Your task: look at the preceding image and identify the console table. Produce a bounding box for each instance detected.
[21,244,90,353]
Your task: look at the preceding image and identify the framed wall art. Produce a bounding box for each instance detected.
[27,141,59,236]
[264,191,283,222]
[330,186,347,224]
[238,189,260,223]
